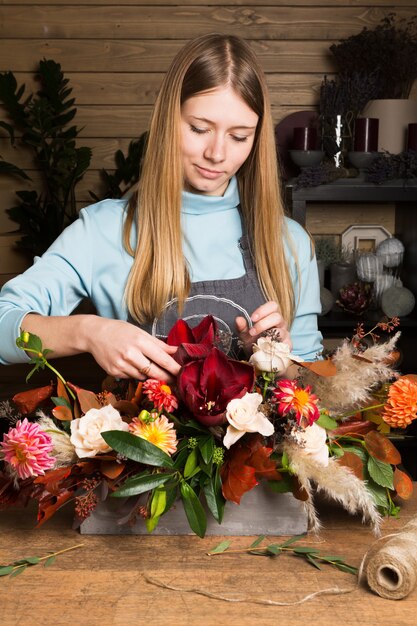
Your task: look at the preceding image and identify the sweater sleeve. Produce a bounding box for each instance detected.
[286,218,323,362]
[0,208,94,365]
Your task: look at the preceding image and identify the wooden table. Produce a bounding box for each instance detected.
[1,492,417,626]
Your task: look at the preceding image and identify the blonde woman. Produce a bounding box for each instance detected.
[0,34,322,380]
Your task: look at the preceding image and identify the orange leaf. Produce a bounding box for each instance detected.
[12,384,54,414]
[100,460,126,479]
[57,377,72,407]
[364,430,401,465]
[36,489,75,527]
[52,405,74,421]
[333,419,377,437]
[249,446,281,481]
[393,467,413,500]
[221,444,258,504]
[67,383,101,413]
[298,359,337,377]
[112,399,139,417]
[337,451,364,480]
[291,476,309,501]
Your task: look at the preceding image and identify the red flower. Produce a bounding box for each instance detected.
[178,347,255,427]
[273,379,320,427]
[142,379,178,413]
[167,315,217,365]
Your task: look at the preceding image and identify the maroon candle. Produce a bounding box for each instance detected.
[407,123,417,151]
[354,117,379,152]
[292,126,317,150]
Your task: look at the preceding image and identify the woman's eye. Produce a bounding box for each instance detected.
[190,125,208,135]
[232,135,248,143]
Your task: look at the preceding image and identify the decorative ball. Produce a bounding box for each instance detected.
[381,286,415,317]
[355,253,383,282]
[376,237,404,268]
[373,273,397,305]
[320,287,334,315]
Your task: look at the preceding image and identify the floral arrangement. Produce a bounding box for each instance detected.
[0,316,415,538]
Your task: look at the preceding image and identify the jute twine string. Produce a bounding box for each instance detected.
[361,515,417,600]
[144,515,417,605]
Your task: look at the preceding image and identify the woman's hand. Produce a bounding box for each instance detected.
[84,317,180,382]
[235,301,292,355]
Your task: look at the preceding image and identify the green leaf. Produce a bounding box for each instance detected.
[316,413,338,430]
[51,396,72,409]
[101,430,174,468]
[111,472,174,498]
[267,475,293,493]
[203,472,225,524]
[184,448,198,479]
[307,554,322,570]
[280,534,306,548]
[249,535,265,548]
[44,556,56,567]
[150,487,167,519]
[24,556,40,565]
[335,563,358,575]
[366,481,390,510]
[10,565,26,577]
[0,566,14,576]
[208,540,232,555]
[199,435,214,465]
[293,547,319,554]
[266,544,281,555]
[367,456,394,489]
[180,482,207,538]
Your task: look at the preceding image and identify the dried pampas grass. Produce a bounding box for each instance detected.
[36,412,77,467]
[286,443,382,535]
[300,332,400,416]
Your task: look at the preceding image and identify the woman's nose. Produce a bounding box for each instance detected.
[204,134,226,163]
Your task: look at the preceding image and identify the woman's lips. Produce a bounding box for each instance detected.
[195,165,224,179]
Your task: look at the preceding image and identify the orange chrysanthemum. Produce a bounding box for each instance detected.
[129,414,178,455]
[382,376,417,428]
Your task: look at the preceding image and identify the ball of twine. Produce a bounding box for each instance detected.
[364,516,417,600]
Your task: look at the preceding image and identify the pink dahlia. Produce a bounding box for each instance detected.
[273,379,320,427]
[129,414,178,455]
[142,379,178,413]
[0,418,55,479]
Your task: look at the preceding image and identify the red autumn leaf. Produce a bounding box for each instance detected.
[291,476,309,501]
[36,488,76,527]
[221,435,281,504]
[337,451,364,480]
[298,358,337,377]
[112,399,138,417]
[67,383,101,413]
[249,445,281,481]
[12,384,54,414]
[52,405,74,421]
[100,460,126,479]
[393,467,413,500]
[57,377,72,407]
[34,466,73,494]
[333,419,377,437]
[364,430,401,465]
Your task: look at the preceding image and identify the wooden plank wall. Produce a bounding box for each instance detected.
[1,0,417,270]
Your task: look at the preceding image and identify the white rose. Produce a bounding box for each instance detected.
[70,404,129,458]
[223,392,274,449]
[293,422,329,467]
[249,337,303,374]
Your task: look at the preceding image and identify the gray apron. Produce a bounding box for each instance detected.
[139,228,267,359]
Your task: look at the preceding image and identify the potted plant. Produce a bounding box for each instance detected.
[0,60,92,257]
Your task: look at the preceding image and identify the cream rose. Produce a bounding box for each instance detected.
[249,336,303,374]
[70,404,129,458]
[223,392,274,449]
[293,422,329,467]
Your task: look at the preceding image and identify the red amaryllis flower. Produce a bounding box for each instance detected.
[167,315,216,365]
[273,379,320,427]
[178,347,255,427]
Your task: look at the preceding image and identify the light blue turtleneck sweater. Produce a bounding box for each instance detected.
[0,177,322,364]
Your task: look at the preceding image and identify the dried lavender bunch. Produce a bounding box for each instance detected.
[330,13,417,99]
[366,151,417,184]
[294,161,343,189]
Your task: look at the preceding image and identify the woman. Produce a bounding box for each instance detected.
[0,34,322,379]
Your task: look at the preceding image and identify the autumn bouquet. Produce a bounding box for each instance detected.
[0,316,415,537]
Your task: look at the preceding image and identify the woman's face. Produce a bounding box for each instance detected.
[180,85,259,196]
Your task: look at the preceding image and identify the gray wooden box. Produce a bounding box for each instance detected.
[80,485,308,536]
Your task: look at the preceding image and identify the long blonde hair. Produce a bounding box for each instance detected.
[123,33,295,325]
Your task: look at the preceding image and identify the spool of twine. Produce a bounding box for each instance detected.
[364,516,417,600]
